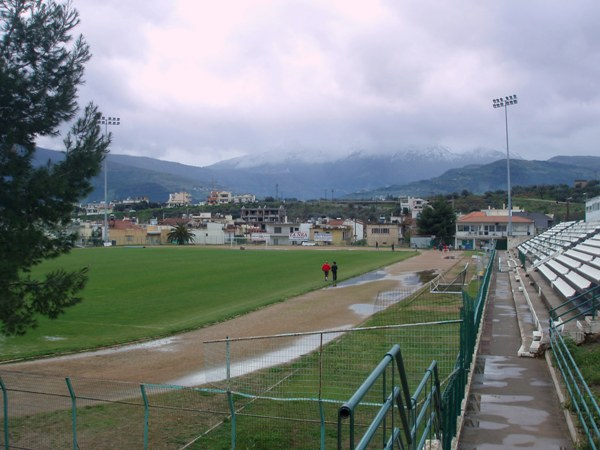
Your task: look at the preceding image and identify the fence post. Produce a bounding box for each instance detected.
[226,336,237,449]
[141,384,149,450]
[0,378,8,450]
[319,332,325,450]
[65,377,78,450]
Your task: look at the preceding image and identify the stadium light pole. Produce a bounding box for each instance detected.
[100,116,120,245]
[492,94,518,239]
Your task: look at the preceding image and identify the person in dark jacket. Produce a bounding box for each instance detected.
[331,261,338,285]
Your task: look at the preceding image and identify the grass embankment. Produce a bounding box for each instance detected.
[2,246,412,361]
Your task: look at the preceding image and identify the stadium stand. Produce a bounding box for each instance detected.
[516,220,600,342]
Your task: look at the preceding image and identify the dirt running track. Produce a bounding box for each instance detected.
[1,250,464,386]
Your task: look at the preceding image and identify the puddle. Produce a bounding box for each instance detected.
[350,304,378,316]
[171,326,352,387]
[334,270,387,287]
[35,337,181,362]
[334,269,436,288]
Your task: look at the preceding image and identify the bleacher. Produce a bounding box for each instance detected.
[517,220,600,315]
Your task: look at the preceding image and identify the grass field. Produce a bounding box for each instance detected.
[2,246,413,361]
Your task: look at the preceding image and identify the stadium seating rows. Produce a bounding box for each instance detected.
[517,220,600,301]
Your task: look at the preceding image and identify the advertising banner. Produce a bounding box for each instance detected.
[289,231,308,242]
[314,232,333,242]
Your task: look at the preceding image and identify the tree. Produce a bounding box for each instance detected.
[167,223,194,245]
[0,0,109,335]
[416,197,456,245]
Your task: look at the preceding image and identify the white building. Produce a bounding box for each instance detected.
[585,195,600,222]
[167,191,192,207]
[233,194,256,204]
[455,210,535,250]
[191,222,226,245]
[400,197,428,219]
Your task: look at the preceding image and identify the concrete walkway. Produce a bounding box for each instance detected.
[457,251,574,450]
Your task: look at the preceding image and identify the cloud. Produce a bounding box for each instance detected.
[36,0,600,167]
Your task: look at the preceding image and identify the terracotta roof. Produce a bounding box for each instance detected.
[457,211,533,223]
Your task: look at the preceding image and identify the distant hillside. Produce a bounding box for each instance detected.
[35,146,507,201]
[201,146,507,199]
[548,155,600,173]
[352,158,600,198]
[34,147,598,202]
[34,148,213,203]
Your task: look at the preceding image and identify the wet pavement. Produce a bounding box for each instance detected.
[457,252,573,450]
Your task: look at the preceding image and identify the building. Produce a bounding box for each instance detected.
[191,222,226,245]
[513,211,555,234]
[263,223,304,245]
[342,218,365,243]
[167,191,192,207]
[455,210,535,251]
[586,195,600,222]
[207,190,233,205]
[233,194,256,204]
[108,219,168,246]
[365,223,401,248]
[311,219,354,246]
[399,196,428,219]
[240,205,286,227]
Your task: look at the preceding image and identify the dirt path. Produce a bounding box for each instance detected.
[1,250,464,385]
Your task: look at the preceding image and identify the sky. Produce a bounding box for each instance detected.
[38,0,600,167]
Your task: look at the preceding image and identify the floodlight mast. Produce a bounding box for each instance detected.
[492,95,518,241]
[100,116,120,245]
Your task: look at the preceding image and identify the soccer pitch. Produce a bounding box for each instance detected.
[3,246,412,361]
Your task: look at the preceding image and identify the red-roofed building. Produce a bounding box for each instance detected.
[455,210,534,251]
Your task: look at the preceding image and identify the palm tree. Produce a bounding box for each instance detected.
[167,222,194,245]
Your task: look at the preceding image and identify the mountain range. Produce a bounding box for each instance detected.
[33,147,600,202]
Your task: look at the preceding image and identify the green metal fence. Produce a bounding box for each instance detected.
[549,288,600,450]
[334,250,494,450]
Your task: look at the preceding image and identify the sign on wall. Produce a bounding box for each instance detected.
[314,232,333,242]
[289,231,308,242]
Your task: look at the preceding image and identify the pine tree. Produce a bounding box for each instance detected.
[417,197,456,245]
[0,0,109,334]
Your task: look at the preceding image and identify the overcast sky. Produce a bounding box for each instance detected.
[38,0,600,167]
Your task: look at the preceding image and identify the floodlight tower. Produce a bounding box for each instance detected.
[492,95,518,238]
[100,116,120,245]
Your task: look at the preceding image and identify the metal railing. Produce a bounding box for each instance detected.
[549,326,600,449]
[336,250,495,450]
[548,287,600,449]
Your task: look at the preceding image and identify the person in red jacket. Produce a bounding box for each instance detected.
[321,261,331,281]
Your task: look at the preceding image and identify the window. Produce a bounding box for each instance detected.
[371,228,390,234]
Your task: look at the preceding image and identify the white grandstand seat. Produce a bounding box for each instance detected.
[575,244,600,257]
[556,254,581,269]
[565,271,592,290]
[565,249,593,262]
[577,264,600,282]
[538,264,557,282]
[583,239,600,249]
[552,278,576,298]
[547,260,569,275]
